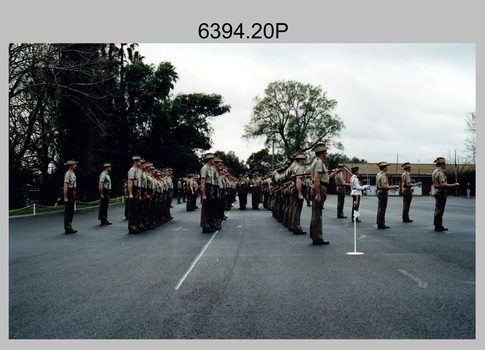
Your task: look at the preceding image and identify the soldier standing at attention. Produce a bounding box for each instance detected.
[236,174,249,210]
[186,174,195,211]
[309,144,340,245]
[200,153,217,233]
[401,162,421,223]
[376,161,399,229]
[177,178,183,204]
[250,172,263,210]
[432,157,459,231]
[98,162,113,226]
[335,163,350,219]
[127,155,142,234]
[289,153,308,235]
[63,160,78,234]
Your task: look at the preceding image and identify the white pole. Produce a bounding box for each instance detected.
[33,204,36,216]
[347,210,364,256]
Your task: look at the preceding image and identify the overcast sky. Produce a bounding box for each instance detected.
[137,43,475,165]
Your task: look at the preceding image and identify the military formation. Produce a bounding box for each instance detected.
[61,149,460,237]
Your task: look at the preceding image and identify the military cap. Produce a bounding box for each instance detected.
[214,157,222,163]
[351,167,359,173]
[401,162,411,169]
[337,163,345,168]
[64,160,78,166]
[378,161,389,167]
[295,153,307,160]
[312,143,328,153]
[145,162,152,167]
[132,155,141,161]
[103,162,112,167]
[140,158,146,163]
[434,157,446,164]
[204,153,215,160]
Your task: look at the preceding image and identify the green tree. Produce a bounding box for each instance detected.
[214,150,249,176]
[246,148,274,176]
[243,80,345,159]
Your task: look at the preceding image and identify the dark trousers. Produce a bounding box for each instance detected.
[434,189,447,227]
[128,188,140,232]
[376,189,388,226]
[238,192,247,209]
[252,190,261,209]
[336,186,345,217]
[98,189,110,223]
[402,187,412,221]
[310,185,327,241]
[290,188,303,231]
[64,188,76,230]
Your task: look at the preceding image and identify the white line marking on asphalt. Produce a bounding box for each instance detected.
[359,235,366,240]
[398,269,428,289]
[174,230,219,292]
[236,225,243,228]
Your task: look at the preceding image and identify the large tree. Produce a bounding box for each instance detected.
[9,43,231,208]
[463,112,476,164]
[243,80,345,158]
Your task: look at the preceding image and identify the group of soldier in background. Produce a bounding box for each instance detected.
[61,148,460,236]
[125,156,175,234]
[197,153,238,233]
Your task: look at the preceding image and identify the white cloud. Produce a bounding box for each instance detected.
[139,43,475,163]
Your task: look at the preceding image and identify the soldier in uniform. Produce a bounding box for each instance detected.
[250,172,263,209]
[335,163,350,218]
[309,144,341,245]
[186,174,195,211]
[63,160,78,234]
[200,153,217,233]
[236,174,249,210]
[432,157,459,231]
[401,162,422,223]
[376,161,399,229]
[289,153,308,235]
[177,178,183,204]
[127,155,142,234]
[98,162,112,226]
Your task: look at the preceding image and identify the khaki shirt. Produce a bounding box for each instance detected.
[376,171,388,190]
[99,170,111,190]
[64,170,77,188]
[250,177,262,188]
[432,168,446,188]
[140,169,148,189]
[335,172,345,186]
[310,157,329,185]
[127,166,140,187]
[294,163,306,186]
[402,171,412,187]
[200,164,215,185]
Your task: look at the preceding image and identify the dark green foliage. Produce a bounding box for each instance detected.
[9,43,230,209]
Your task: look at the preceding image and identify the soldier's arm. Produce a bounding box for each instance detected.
[128,179,134,199]
[99,181,104,198]
[63,182,68,202]
[201,178,207,200]
[314,173,321,202]
[296,177,303,200]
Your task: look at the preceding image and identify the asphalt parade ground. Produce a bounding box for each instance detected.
[9,194,476,339]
